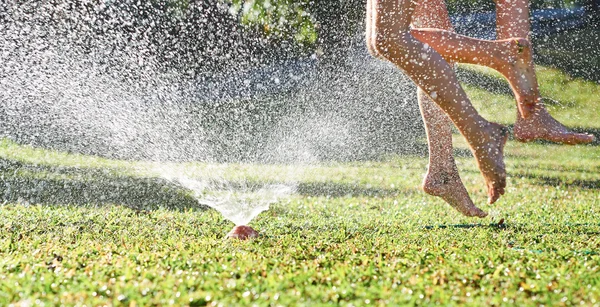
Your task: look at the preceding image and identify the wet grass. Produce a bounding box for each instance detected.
[1,132,600,305]
[1,59,600,305]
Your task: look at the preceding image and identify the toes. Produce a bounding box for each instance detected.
[482,180,505,204]
[488,192,499,205]
[568,133,595,145]
[499,175,507,192]
[487,183,497,204]
[487,181,505,205]
[550,132,596,145]
[471,207,488,218]
[459,204,488,218]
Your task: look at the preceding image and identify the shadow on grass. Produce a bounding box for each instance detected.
[456,67,513,96]
[517,172,600,189]
[0,158,203,211]
[424,221,508,231]
[1,157,418,211]
[296,181,417,198]
[425,222,600,237]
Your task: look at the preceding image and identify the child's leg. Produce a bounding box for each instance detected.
[496,0,530,39]
[418,89,487,217]
[411,0,538,116]
[495,0,596,144]
[368,0,508,204]
[412,0,593,144]
[410,29,539,118]
[412,0,454,30]
[412,0,486,215]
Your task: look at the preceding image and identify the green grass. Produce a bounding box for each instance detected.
[2,64,600,305]
[1,138,600,306]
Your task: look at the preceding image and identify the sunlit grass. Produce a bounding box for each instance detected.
[2,55,600,306]
[1,136,600,305]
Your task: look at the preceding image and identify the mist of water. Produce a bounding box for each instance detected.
[174,177,295,226]
[0,0,424,164]
[0,1,426,224]
[152,163,299,225]
[5,1,593,224]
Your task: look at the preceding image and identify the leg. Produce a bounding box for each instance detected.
[496,0,530,39]
[418,89,487,217]
[411,0,539,117]
[411,0,594,144]
[410,0,593,144]
[495,0,596,144]
[412,0,486,216]
[412,0,453,30]
[368,0,508,204]
[410,29,540,118]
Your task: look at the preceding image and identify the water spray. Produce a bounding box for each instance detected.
[155,164,296,239]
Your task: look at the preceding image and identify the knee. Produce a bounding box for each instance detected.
[371,29,415,59]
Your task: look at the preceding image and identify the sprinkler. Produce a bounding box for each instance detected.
[227,225,259,240]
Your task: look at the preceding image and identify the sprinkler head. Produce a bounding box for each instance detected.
[227,225,259,240]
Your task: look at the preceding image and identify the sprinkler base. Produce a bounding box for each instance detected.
[227,225,259,240]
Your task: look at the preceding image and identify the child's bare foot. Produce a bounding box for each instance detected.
[514,104,595,144]
[470,122,509,204]
[491,39,593,144]
[495,38,539,118]
[423,163,488,217]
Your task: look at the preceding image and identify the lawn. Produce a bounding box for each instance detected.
[1,65,600,305]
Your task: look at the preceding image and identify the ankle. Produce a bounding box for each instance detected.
[428,160,456,173]
[423,167,460,195]
[469,122,506,149]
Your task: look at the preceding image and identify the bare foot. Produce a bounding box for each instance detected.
[494,39,594,144]
[470,122,509,204]
[514,104,596,144]
[495,38,539,118]
[423,163,488,218]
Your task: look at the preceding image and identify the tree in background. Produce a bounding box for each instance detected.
[9,0,590,74]
[225,0,365,66]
